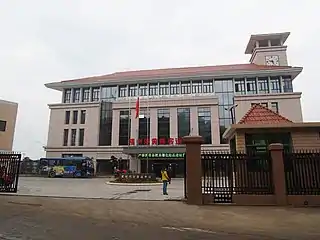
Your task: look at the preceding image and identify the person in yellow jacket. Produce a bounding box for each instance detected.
[161,167,171,195]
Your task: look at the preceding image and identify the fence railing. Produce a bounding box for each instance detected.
[284,150,320,195]
[0,152,21,193]
[201,151,274,200]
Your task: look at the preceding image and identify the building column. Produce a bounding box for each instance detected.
[190,107,198,135]
[71,88,74,103]
[79,88,83,102]
[68,128,71,146]
[61,89,65,103]
[76,129,80,146]
[130,109,138,144]
[211,105,220,144]
[129,155,141,173]
[280,76,285,93]
[89,87,92,101]
[111,110,120,146]
[149,108,158,145]
[170,107,178,139]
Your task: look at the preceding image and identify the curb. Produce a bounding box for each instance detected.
[106,181,162,186]
[0,194,184,202]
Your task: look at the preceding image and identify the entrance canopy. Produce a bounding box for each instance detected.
[122,145,186,155]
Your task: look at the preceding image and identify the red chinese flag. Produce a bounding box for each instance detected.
[135,97,140,119]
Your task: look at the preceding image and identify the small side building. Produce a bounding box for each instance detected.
[0,99,18,151]
[223,104,320,152]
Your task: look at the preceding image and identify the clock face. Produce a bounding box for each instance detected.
[265,55,280,66]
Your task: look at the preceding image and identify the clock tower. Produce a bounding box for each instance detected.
[245,32,290,66]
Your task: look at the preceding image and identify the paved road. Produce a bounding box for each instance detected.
[1,196,320,239]
[8,177,184,200]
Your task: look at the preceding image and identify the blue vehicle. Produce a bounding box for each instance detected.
[39,157,94,178]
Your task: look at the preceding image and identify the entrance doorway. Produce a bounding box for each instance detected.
[140,159,185,178]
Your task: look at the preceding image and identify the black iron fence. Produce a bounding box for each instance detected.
[284,150,320,195]
[0,152,21,193]
[201,151,274,203]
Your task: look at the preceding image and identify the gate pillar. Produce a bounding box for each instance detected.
[182,136,203,205]
[269,143,287,206]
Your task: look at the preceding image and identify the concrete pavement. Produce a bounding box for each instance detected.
[5,177,184,200]
[1,196,320,239]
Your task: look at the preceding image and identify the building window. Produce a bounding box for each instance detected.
[63,129,69,146]
[70,129,76,146]
[271,39,281,46]
[129,85,137,97]
[119,110,131,145]
[138,109,150,145]
[170,82,180,95]
[203,80,213,93]
[101,86,117,100]
[79,129,84,146]
[73,88,81,103]
[215,79,233,93]
[119,85,127,97]
[99,102,112,146]
[159,83,169,95]
[245,133,292,154]
[72,110,78,124]
[198,107,212,144]
[234,78,245,95]
[258,77,269,94]
[80,110,86,124]
[282,76,293,92]
[177,108,190,138]
[259,40,269,47]
[82,88,90,102]
[65,111,70,124]
[92,87,100,101]
[63,89,71,103]
[157,109,170,144]
[251,102,268,108]
[139,84,148,96]
[270,77,281,93]
[149,84,158,96]
[270,102,279,113]
[246,78,257,94]
[0,120,6,132]
[181,81,191,94]
[192,81,202,94]
[215,79,234,143]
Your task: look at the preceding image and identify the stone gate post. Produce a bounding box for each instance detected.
[269,143,287,206]
[182,136,204,205]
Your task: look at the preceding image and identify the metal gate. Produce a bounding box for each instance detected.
[202,152,233,203]
[0,152,21,193]
[201,151,274,204]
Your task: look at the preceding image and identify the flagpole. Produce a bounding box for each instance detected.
[127,95,131,171]
[134,95,140,173]
[146,95,150,173]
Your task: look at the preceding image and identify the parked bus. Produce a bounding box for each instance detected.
[39,157,94,178]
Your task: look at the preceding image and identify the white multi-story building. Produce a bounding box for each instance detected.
[44,32,303,176]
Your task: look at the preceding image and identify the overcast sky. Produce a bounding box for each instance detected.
[0,0,319,158]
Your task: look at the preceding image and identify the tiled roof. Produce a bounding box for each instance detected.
[238,104,293,124]
[61,64,292,84]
